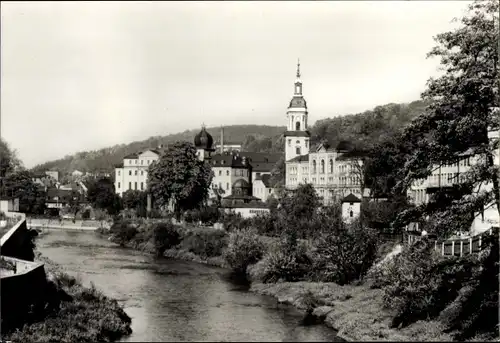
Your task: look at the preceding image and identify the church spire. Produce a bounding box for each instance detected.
[294,59,302,96]
[296,59,301,78]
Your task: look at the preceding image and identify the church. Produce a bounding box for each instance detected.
[284,62,365,205]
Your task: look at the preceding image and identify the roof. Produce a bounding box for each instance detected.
[124,153,139,159]
[232,178,250,188]
[240,152,282,164]
[289,96,307,109]
[286,154,310,163]
[255,174,272,188]
[46,187,73,199]
[194,126,214,150]
[252,162,276,172]
[211,153,250,168]
[341,193,362,203]
[284,130,311,137]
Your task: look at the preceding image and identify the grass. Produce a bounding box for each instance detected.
[250,281,456,342]
[1,254,132,343]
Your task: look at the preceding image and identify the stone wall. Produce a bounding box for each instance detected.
[0,256,47,329]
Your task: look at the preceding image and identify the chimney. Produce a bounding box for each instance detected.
[220,126,224,154]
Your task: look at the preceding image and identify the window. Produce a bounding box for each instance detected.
[141,160,143,165]
[219,170,222,176]
[312,160,317,173]
[129,170,132,176]
[141,171,144,176]
[140,182,144,190]
[226,182,229,190]
[226,170,230,176]
[135,170,138,176]
[135,160,137,165]
[134,182,137,190]
[320,160,325,173]
[118,170,121,176]
[118,182,121,189]
[305,140,309,148]
[329,159,333,173]
[350,211,354,218]
[256,172,261,177]
[218,182,222,189]
[296,122,300,130]
[147,160,150,165]
[288,139,291,147]
[128,182,131,190]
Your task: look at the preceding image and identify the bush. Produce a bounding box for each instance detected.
[249,237,313,283]
[81,209,91,220]
[223,228,265,274]
[109,219,138,246]
[180,228,228,258]
[152,222,181,257]
[221,212,251,232]
[379,236,479,329]
[311,220,378,285]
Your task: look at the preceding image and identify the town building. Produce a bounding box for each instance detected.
[284,62,364,205]
[114,149,161,196]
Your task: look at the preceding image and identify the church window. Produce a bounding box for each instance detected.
[320,160,325,173]
[296,140,300,144]
[118,170,121,176]
[129,170,132,176]
[227,170,230,176]
[296,122,301,130]
[329,159,333,173]
[313,160,317,173]
[141,171,144,176]
[135,170,138,176]
[296,147,301,155]
[219,170,222,176]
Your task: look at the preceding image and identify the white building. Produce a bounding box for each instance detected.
[114,149,160,196]
[341,193,362,223]
[253,174,274,202]
[284,62,364,205]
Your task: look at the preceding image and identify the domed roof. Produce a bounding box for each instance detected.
[194,126,214,150]
[232,178,250,189]
[289,96,307,109]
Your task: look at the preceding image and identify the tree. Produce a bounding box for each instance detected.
[281,183,320,219]
[122,190,147,210]
[66,190,82,221]
[269,155,285,188]
[86,177,115,209]
[0,138,22,178]
[1,170,45,214]
[147,141,213,219]
[395,0,499,236]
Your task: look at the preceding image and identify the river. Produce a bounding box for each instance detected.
[36,230,342,342]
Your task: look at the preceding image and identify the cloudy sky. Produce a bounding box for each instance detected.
[1,1,472,168]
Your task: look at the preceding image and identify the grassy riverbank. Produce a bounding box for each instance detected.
[1,253,132,343]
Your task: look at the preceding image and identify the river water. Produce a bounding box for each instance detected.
[36,230,342,342]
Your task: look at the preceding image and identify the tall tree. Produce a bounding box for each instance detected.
[1,170,45,214]
[0,138,22,178]
[147,142,213,219]
[86,177,118,213]
[396,0,499,235]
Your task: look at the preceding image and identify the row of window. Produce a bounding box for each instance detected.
[249,209,268,214]
[117,181,145,191]
[254,187,272,195]
[214,182,230,190]
[217,169,248,177]
[443,157,471,168]
[427,173,467,185]
[126,159,155,166]
[117,169,148,177]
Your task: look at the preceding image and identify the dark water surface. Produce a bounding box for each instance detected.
[36,230,342,342]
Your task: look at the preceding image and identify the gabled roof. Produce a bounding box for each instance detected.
[252,162,275,172]
[286,154,309,163]
[255,174,272,188]
[341,193,362,203]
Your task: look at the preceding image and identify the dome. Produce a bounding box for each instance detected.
[194,126,214,150]
[289,96,307,109]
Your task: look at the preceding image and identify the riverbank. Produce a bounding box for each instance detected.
[1,252,132,343]
[250,282,456,342]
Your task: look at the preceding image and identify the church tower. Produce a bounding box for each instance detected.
[285,60,310,161]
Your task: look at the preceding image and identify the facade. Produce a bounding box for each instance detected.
[114,149,160,196]
[284,62,364,205]
[253,174,274,202]
[407,127,500,236]
[0,198,20,214]
[341,193,361,223]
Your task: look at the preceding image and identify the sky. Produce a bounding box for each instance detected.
[1,1,473,168]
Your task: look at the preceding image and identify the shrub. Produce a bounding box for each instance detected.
[249,237,313,283]
[152,222,181,257]
[223,228,265,274]
[380,236,479,329]
[109,219,138,246]
[180,228,228,258]
[81,209,91,220]
[221,212,250,232]
[311,220,378,285]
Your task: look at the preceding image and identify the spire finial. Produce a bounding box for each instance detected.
[296,59,301,78]
[202,122,206,130]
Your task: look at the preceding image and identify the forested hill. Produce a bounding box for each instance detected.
[32,100,428,174]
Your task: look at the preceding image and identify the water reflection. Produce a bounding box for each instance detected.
[37,231,342,342]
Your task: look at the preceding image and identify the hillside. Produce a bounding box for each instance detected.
[32,100,429,175]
